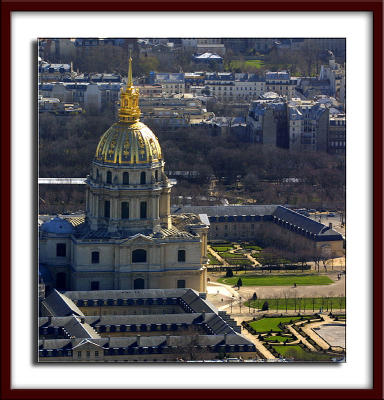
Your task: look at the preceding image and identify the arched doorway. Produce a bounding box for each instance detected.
[133,278,145,289]
[55,272,67,290]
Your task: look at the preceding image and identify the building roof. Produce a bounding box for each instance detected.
[42,289,84,317]
[172,205,279,217]
[40,216,74,234]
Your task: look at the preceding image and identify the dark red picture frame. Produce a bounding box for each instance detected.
[1,1,382,399]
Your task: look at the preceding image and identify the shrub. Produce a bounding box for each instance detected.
[261,301,269,311]
[225,268,234,278]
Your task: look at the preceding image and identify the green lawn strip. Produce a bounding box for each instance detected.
[218,274,334,286]
[218,251,245,258]
[263,335,294,343]
[272,345,335,361]
[211,246,234,252]
[248,317,307,332]
[244,297,345,311]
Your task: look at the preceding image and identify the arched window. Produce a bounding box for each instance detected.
[123,172,129,185]
[140,202,147,219]
[106,171,112,184]
[178,250,186,262]
[140,171,146,184]
[91,251,100,264]
[132,249,147,263]
[121,202,129,219]
[155,170,159,181]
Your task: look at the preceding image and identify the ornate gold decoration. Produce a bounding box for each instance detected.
[94,57,163,165]
[118,56,141,124]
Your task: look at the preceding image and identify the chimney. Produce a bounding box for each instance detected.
[166,334,171,346]
[136,335,141,347]
[224,333,227,344]
[329,222,333,229]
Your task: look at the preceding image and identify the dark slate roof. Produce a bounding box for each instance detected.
[172,205,343,239]
[172,205,279,217]
[272,206,342,237]
[85,313,203,326]
[64,288,195,301]
[42,290,84,317]
[63,316,100,338]
[39,333,254,350]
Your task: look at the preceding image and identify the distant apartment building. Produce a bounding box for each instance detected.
[139,95,212,131]
[328,113,346,154]
[319,56,345,106]
[38,82,123,112]
[265,71,299,99]
[246,92,288,147]
[148,72,185,95]
[38,95,83,116]
[234,73,266,100]
[38,58,71,82]
[288,98,329,152]
[204,72,235,100]
[136,84,163,97]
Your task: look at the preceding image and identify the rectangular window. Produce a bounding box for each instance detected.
[121,202,129,219]
[140,201,147,219]
[91,281,100,290]
[56,243,66,257]
[91,251,100,264]
[177,279,186,288]
[104,200,110,218]
[86,351,90,358]
[95,351,99,357]
[77,351,81,359]
[178,250,186,262]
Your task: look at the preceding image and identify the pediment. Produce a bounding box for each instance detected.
[72,339,103,351]
[121,233,154,245]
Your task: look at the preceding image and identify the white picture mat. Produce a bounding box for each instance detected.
[11,11,372,389]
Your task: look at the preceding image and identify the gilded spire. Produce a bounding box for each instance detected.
[118,55,140,124]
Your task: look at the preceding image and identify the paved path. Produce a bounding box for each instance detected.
[301,314,345,350]
[207,246,228,266]
[286,323,316,351]
[231,315,276,360]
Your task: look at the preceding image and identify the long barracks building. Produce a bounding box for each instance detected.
[172,205,344,257]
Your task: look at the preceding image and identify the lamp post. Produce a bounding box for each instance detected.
[239,297,242,314]
[230,295,234,313]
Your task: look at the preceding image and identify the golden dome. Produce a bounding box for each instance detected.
[95,121,162,165]
[94,57,162,166]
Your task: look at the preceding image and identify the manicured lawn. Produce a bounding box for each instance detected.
[263,335,294,343]
[273,345,336,361]
[245,297,345,311]
[218,274,334,286]
[207,254,222,265]
[211,246,234,252]
[229,60,265,69]
[218,251,240,258]
[242,245,262,251]
[248,317,306,332]
[245,60,265,68]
